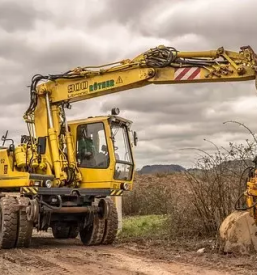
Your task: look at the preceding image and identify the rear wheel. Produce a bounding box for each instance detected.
[0,196,18,249]
[16,197,33,248]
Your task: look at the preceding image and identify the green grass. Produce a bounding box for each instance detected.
[118,214,168,241]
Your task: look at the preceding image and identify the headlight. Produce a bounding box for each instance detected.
[121,182,130,190]
[111,107,120,116]
[45,180,52,188]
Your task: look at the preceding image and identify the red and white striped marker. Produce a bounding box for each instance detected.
[174,67,201,80]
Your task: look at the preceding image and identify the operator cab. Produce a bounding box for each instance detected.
[68,108,136,190]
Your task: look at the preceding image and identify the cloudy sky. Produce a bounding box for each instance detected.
[1,0,257,169]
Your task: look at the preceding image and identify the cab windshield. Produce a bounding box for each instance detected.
[111,122,133,181]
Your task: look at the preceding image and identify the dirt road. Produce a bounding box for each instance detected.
[0,232,254,275]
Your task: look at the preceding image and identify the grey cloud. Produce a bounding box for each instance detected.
[0,77,32,106]
[0,32,32,61]
[100,82,256,124]
[138,0,257,48]
[0,1,51,32]
[0,29,110,106]
[133,129,254,168]
[96,0,257,52]
[0,31,103,73]
[95,0,158,25]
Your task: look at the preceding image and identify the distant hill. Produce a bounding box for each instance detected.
[137,158,254,175]
[138,164,186,175]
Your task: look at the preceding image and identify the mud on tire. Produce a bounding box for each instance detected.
[0,196,18,249]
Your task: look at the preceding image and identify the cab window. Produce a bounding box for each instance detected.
[76,123,109,169]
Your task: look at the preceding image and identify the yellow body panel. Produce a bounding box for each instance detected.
[0,149,30,188]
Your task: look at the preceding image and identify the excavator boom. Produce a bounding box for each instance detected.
[24,45,257,116]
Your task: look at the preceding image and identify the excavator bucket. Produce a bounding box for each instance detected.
[219,210,257,255]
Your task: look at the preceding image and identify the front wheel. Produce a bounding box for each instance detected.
[80,215,105,245]
[102,198,118,245]
[80,198,119,246]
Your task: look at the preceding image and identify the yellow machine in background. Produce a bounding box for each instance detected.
[0,44,257,250]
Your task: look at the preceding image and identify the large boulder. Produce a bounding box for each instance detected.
[219,211,257,255]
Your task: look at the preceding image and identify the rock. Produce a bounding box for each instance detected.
[197,248,205,254]
[219,211,257,255]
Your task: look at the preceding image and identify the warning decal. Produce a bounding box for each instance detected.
[116,76,123,84]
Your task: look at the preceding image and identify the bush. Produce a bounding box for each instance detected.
[122,129,257,240]
[122,172,184,217]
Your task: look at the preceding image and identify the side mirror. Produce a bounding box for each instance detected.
[133,131,138,146]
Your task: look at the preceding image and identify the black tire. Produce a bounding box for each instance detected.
[16,197,33,248]
[0,196,18,249]
[52,223,70,239]
[68,225,79,238]
[101,198,118,245]
[80,215,105,246]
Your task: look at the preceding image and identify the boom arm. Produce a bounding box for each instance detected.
[24,45,257,115]
[22,45,257,186]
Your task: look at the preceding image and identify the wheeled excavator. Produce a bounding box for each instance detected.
[0,45,257,252]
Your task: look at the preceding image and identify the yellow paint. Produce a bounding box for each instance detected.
[0,149,30,187]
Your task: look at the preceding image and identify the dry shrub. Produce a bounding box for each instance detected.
[122,172,199,237]
[122,173,178,216]
[123,131,257,239]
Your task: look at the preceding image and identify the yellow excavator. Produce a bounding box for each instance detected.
[0,44,257,251]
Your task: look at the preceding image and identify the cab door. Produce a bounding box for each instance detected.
[70,120,115,189]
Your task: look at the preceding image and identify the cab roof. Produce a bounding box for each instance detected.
[68,115,133,126]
